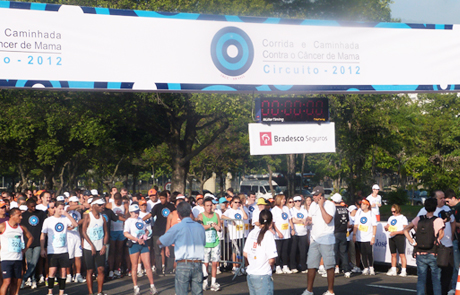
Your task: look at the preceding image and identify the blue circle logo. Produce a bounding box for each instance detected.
[71,212,78,220]
[55,222,65,232]
[161,208,170,218]
[249,206,255,212]
[282,213,288,220]
[135,222,144,230]
[297,213,304,219]
[211,27,254,77]
[390,219,397,226]
[102,214,108,222]
[360,217,368,224]
[29,216,39,226]
[145,218,151,224]
[235,213,242,220]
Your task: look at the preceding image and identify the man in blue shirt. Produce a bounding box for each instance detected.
[158,201,206,295]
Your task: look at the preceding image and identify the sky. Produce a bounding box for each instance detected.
[390,0,460,24]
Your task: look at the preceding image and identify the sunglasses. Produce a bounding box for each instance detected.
[95,204,104,207]
[294,200,302,202]
[288,201,294,203]
[391,210,396,213]
[0,206,5,209]
[233,202,240,204]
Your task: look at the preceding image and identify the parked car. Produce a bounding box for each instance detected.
[405,190,428,205]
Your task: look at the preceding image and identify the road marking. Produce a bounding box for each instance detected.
[366,284,416,293]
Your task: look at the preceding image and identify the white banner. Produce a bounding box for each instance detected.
[248,122,335,155]
[373,222,416,267]
[0,1,460,93]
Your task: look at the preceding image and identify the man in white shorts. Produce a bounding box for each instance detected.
[66,196,85,283]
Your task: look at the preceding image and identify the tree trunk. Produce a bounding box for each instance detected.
[301,154,306,188]
[267,163,274,197]
[171,159,188,194]
[287,154,296,198]
[17,164,29,192]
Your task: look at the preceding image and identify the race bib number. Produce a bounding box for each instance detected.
[295,223,304,228]
[236,224,243,231]
[245,224,249,230]
[346,231,350,238]
[206,230,216,243]
[89,225,104,241]
[8,237,22,253]
[281,223,289,230]
[358,224,368,232]
[388,225,397,232]
[53,233,66,248]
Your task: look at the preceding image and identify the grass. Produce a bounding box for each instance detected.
[379,204,423,222]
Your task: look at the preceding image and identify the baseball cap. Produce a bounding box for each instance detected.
[88,198,93,204]
[312,186,325,195]
[19,205,28,211]
[347,205,357,212]
[0,201,6,208]
[219,197,228,204]
[148,189,157,196]
[63,192,70,198]
[293,196,302,202]
[56,195,65,202]
[129,204,140,212]
[212,199,218,204]
[69,196,79,203]
[91,189,99,196]
[92,198,105,205]
[331,193,342,203]
[256,198,268,205]
[196,195,204,200]
[139,200,147,206]
[372,184,380,190]
[177,195,185,200]
[268,198,274,203]
[83,190,92,196]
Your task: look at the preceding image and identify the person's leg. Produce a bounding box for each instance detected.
[334,233,340,270]
[391,253,397,268]
[130,252,140,287]
[140,251,155,285]
[452,240,460,290]
[299,235,308,271]
[441,265,453,295]
[348,239,356,269]
[86,269,94,294]
[48,266,57,294]
[190,262,203,295]
[281,239,290,267]
[9,278,19,295]
[152,236,162,275]
[0,278,11,295]
[165,245,175,273]
[358,242,369,268]
[115,239,125,273]
[306,241,321,292]
[175,263,192,295]
[290,235,299,270]
[427,255,442,295]
[23,248,34,282]
[367,242,374,267]
[108,239,116,273]
[416,255,428,295]
[321,243,336,294]
[59,265,67,295]
[275,240,282,267]
[97,266,105,294]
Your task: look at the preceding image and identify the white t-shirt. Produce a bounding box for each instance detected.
[139,211,153,239]
[309,201,336,245]
[146,200,160,213]
[417,205,454,247]
[243,206,251,237]
[252,208,260,226]
[192,205,205,219]
[124,217,148,244]
[386,214,408,238]
[247,204,256,221]
[243,227,278,276]
[366,194,382,216]
[42,216,72,254]
[354,210,377,242]
[223,208,245,240]
[290,207,308,236]
[347,214,354,242]
[271,206,292,240]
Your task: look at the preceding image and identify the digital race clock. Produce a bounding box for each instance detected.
[255,97,329,123]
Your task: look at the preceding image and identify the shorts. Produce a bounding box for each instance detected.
[83,249,105,270]
[48,253,71,269]
[389,234,406,254]
[128,242,150,255]
[67,232,82,259]
[232,239,243,256]
[307,241,335,270]
[204,245,221,263]
[110,231,125,241]
[1,260,22,279]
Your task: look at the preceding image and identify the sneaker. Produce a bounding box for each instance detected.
[76,274,86,283]
[203,278,208,291]
[134,286,140,295]
[137,271,144,278]
[150,286,158,295]
[334,267,340,274]
[275,266,283,274]
[369,267,375,276]
[352,266,361,273]
[301,270,308,274]
[20,281,25,289]
[151,265,156,273]
[301,289,314,295]
[322,291,335,295]
[109,271,114,279]
[25,278,32,286]
[216,268,221,275]
[31,281,37,289]
[38,276,45,284]
[317,268,326,275]
[282,266,292,274]
[114,269,121,278]
[447,289,456,295]
[362,268,369,275]
[66,275,72,283]
[210,283,220,291]
[399,270,407,277]
[291,269,299,274]
[321,271,327,278]
[344,272,351,278]
[386,268,397,276]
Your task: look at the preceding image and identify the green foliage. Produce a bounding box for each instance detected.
[386,189,408,206]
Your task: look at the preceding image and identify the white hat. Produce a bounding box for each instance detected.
[56,195,65,202]
[92,198,105,205]
[19,205,28,211]
[372,184,380,190]
[63,192,70,198]
[331,193,342,203]
[293,196,302,202]
[204,193,213,198]
[129,204,140,212]
[88,198,93,204]
[347,205,357,212]
[91,189,99,196]
[176,195,185,200]
[69,196,80,203]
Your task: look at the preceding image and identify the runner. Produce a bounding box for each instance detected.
[107,193,128,279]
[353,199,377,275]
[271,194,295,274]
[65,195,85,283]
[0,208,34,295]
[384,204,408,277]
[290,195,309,274]
[367,185,382,221]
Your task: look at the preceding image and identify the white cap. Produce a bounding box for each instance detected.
[19,205,28,211]
[372,184,380,190]
[293,196,302,202]
[347,205,357,212]
[63,192,70,198]
[91,189,99,196]
[331,193,342,203]
[92,198,105,205]
[69,196,80,203]
[129,204,140,212]
[176,195,185,200]
[88,198,93,204]
[56,195,65,202]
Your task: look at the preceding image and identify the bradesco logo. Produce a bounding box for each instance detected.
[260,132,272,146]
[211,27,254,77]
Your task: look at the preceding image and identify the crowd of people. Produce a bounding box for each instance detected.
[0,185,458,295]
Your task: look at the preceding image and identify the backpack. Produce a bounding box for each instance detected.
[415,215,438,252]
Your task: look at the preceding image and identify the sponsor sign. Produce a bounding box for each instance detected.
[248,122,335,155]
[0,1,459,93]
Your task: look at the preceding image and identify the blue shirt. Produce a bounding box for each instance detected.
[159,217,206,261]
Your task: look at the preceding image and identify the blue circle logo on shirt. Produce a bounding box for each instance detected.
[102,214,108,222]
[390,219,397,226]
[360,217,368,224]
[135,222,144,230]
[55,222,65,232]
[282,213,288,220]
[161,208,170,218]
[297,213,304,219]
[249,206,255,212]
[71,212,78,220]
[29,216,39,226]
[235,213,242,220]
[145,218,151,224]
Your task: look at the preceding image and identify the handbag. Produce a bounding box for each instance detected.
[437,244,453,267]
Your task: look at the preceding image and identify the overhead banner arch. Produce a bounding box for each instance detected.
[1,1,459,93]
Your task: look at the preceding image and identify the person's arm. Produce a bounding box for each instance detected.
[81,214,97,255]
[142,213,152,221]
[0,222,5,234]
[101,216,108,255]
[66,204,84,212]
[63,210,78,228]
[165,214,172,232]
[215,214,222,232]
[273,223,283,239]
[241,208,248,220]
[403,222,416,246]
[353,224,358,242]
[21,226,34,254]
[370,225,377,245]
[40,232,47,257]
[318,197,333,224]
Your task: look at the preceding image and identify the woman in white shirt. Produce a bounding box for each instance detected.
[353,199,377,275]
[271,194,295,274]
[289,196,309,273]
[243,209,277,295]
[384,204,408,277]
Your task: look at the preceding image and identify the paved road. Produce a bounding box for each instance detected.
[22,266,418,295]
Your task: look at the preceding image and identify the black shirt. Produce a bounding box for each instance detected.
[150,202,175,236]
[334,205,349,234]
[21,210,47,248]
[101,208,119,239]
